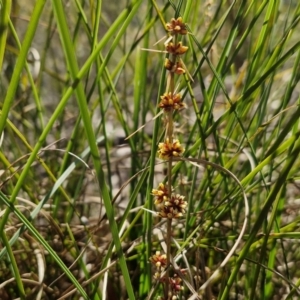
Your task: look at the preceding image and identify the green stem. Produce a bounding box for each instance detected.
[0,0,11,71]
[2,233,25,299]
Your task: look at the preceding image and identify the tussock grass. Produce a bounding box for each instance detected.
[1,0,300,299]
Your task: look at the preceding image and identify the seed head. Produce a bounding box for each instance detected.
[165,42,188,55]
[164,59,186,74]
[158,138,184,160]
[169,274,184,293]
[152,182,172,205]
[150,251,167,268]
[150,251,167,280]
[158,92,185,111]
[158,193,187,219]
[166,17,188,35]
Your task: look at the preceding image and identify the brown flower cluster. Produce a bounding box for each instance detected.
[150,252,185,297]
[158,138,184,160]
[152,183,172,206]
[159,193,187,219]
[152,183,187,219]
[166,17,188,35]
[168,274,184,298]
[164,58,185,75]
[149,251,167,280]
[159,92,185,111]
[165,42,188,55]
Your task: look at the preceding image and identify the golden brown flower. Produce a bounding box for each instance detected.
[150,251,167,280]
[158,92,185,111]
[164,58,186,74]
[150,251,167,269]
[173,61,186,74]
[158,138,184,160]
[165,42,188,55]
[158,193,187,219]
[166,17,188,35]
[152,182,172,206]
[164,58,174,70]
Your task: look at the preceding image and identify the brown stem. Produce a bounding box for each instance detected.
[166,116,173,299]
[166,59,174,300]
[166,217,172,299]
[165,32,178,300]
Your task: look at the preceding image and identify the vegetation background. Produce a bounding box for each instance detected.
[1,0,300,299]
